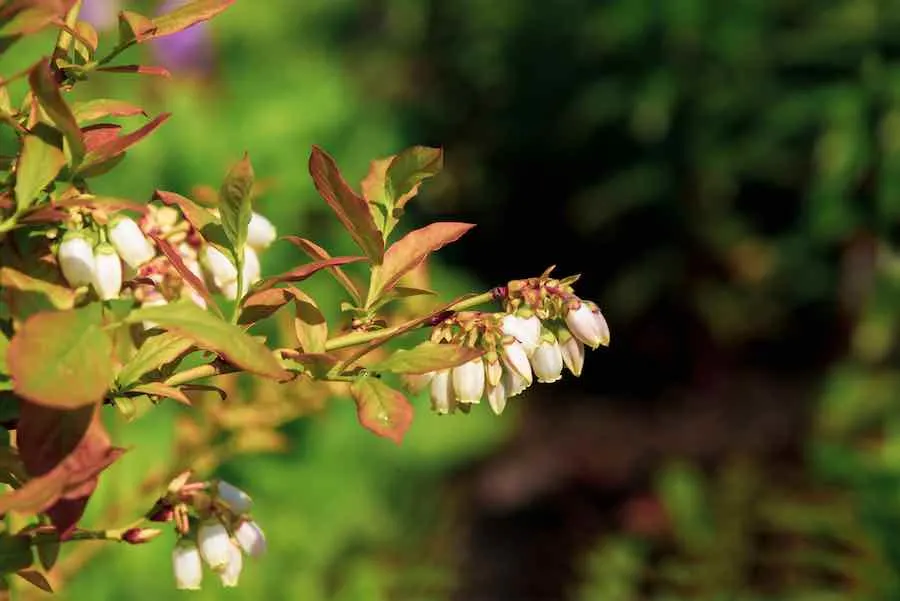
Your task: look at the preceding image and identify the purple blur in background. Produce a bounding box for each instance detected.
[80,0,119,31]
[150,0,215,74]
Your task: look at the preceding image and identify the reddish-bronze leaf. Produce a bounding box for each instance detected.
[308,146,384,263]
[148,0,235,40]
[77,113,170,173]
[252,256,367,293]
[118,10,154,42]
[28,58,85,165]
[386,146,443,211]
[72,99,145,123]
[82,123,121,152]
[16,570,52,593]
[238,288,293,326]
[350,377,413,445]
[366,222,474,308]
[10,403,125,538]
[281,236,362,304]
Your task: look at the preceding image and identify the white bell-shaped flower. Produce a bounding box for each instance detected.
[247,212,277,250]
[234,519,267,558]
[451,358,485,403]
[108,216,155,269]
[565,301,610,349]
[502,363,530,398]
[217,540,243,588]
[558,331,585,377]
[92,243,122,301]
[429,369,454,415]
[172,539,203,590]
[530,337,564,383]
[486,379,508,415]
[58,231,96,288]
[197,519,231,570]
[501,314,541,355]
[501,340,533,385]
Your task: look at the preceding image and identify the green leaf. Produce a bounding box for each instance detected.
[0,536,32,574]
[71,99,146,124]
[0,8,56,53]
[292,289,327,354]
[366,222,474,308]
[149,0,235,40]
[369,341,483,375]
[28,59,85,167]
[282,236,362,304]
[349,377,413,445]
[386,146,443,210]
[309,146,384,263]
[14,128,65,212]
[7,305,113,409]
[252,256,367,293]
[124,301,288,380]
[116,332,194,389]
[218,153,253,257]
[35,533,59,571]
[76,113,170,175]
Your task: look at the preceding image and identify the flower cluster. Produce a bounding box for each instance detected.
[413,270,609,415]
[151,472,267,590]
[55,205,277,310]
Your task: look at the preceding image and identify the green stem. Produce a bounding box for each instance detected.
[230,252,245,324]
[324,290,497,352]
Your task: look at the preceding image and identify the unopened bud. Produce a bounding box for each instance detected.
[484,353,503,387]
[565,301,610,349]
[108,216,155,269]
[247,212,277,250]
[558,329,585,377]
[486,380,508,415]
[58,231,96,288]
[147,500,175,522]
[92,243,122,300]
[234,519,267,557]
[452,358,485,403]
[122,527,163,544]
[172,539,203,590]
[215,480,253,514]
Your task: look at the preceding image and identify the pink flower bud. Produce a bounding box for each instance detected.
[197,519,231,570]
[215,480,252,514]
[486,380,507,415]
[218,540,243,588]
[58,231,96,288]
[530,339,564,383]
[247,212,277,250]
[558,331,585,377]
[92,243,122,300]
[122,527,163,544]
[108,216,155,269]
[501,314,541,355]
[501,341,533,385]
[565,302,610,349]
[172,539,203,590]
[452,358,485,403]
[234,519,267,557]
[429,369,454,415]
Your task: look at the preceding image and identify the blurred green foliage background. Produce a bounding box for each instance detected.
[8,0,900,599]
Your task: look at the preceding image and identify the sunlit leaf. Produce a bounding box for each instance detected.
[385,146,443,210]
[367,222,474,308]
[7,305,114,408]
[155,190,230,251]
[281,236,362,304]
[124,301,288,380]
[350,377,413,445]
[149,0,235,40]
[14,128,65,212]
[117,332,194,389]
[292,288,327,354]
[71,99,145,123]
[132,382,191,406]
[76,113,170,174]
[308,146,384,263]
[218,153,253,257]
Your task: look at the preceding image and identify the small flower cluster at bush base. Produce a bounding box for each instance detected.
[149,473,266,590]
[56,205,277,311]
[410,269,609,416]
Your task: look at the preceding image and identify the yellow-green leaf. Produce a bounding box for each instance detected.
[14,129,65,212]
[117,332,194,388]
[369,341,483,375]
